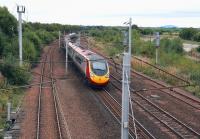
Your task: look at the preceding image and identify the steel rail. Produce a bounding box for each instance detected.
[54,84,72,139]
[104,89,156,139]
[110,61,200,110]
[91,82,155,139]
[110,75,200,139]
[101,88,156,139]
[96,89,135,139]
[50,47,63,139]
[131,70,200,110]
[133,56,190,84]
[36,49,50,139]
[36,46,63,139]
[50,45,72,139]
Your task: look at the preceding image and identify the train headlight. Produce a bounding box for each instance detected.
[90,72,95,77]
[105,73,109,78]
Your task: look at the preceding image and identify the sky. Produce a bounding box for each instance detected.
[1,0,200,27]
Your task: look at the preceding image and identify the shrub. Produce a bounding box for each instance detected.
[2,37,19,58]
[160,38,183,54]
[179,28,198,40]
[23,31,42,51]
[23,38,38,61]
[0,31,6,56]
[0,55,30,85]
[197,46,200,53]
[36,30,55,44]
[193,32,200,42]
[0,7,18,37]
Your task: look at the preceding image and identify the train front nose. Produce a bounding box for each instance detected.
[90,75,109,85]
[89,59,109,86]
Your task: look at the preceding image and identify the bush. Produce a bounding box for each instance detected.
[193,32,200,42]
[197,46,200,53]
[23,38,38,61]
[179,28,198,40]
[23,31,42,51]
[2,37,19,58]
[36,30,55,44]
[0,7,18,36]
[160,38,183,54]
[0,55,30,85]
[190,71,200,84]
[0,31,6,56]
[159,52,182,66]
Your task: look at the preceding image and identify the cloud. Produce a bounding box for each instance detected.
[1,0,200,27]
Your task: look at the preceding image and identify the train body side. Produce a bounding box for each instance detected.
[68,42,87,75]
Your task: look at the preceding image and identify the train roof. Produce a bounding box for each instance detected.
[87,53,104,61]
[68,42,105,61]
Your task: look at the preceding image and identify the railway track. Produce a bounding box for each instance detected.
[110,74,200,139]
[89,45,200,110]
[50,45,72,139]
[95,88,156,139]
[131,70,200,110]
[36,47,49,139]
[36,43,69,139]
[81,36,200,138]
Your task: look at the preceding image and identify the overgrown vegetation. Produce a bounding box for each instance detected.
[196,46,200,53]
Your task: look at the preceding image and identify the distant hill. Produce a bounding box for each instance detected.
[161,25,177,28]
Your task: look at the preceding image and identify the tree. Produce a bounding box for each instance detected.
[0,55,30,85]
[0,31,6,56]
[141,28,154,35]
[179,28,198,40]
[0,7,17,37]
[197,46,200,53]
[193,32,200,42]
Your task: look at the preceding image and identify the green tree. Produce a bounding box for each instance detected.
[141,28,153,35]
[193,32,200,42]
[0,31,6,56]
[23,31,42,51]
[23,38,37,61]
[0,55,30,85]
[0,7,17,36]
[196,46,200,53]
[2,37,19,57]
[179,28,198,40]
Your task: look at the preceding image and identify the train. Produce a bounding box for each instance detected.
[65,33,110,87]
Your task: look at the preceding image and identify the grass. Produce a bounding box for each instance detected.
[0,82,24,130]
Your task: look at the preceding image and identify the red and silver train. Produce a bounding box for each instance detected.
[66,33,109,86]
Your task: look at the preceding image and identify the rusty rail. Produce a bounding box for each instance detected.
[133,56,190,84]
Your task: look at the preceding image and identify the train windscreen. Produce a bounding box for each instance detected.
[91,60,108,76]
